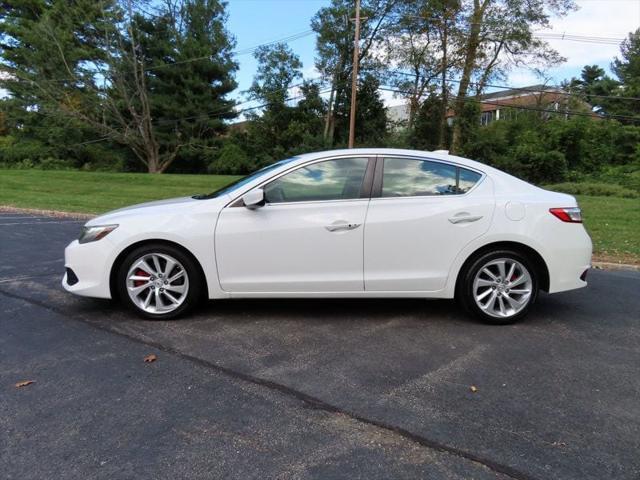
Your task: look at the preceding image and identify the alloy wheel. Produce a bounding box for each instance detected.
[472,258,533,319]
[125,253,189,315]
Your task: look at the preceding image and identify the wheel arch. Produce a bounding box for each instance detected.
[109,239,209,300]
[454,241,550,295]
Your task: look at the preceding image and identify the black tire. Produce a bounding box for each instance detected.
[457,249,538,325]
[116,243,203,320]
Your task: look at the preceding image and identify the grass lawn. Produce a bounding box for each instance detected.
[576,195,640,265]
[0,169,240,214]
[1,169,638,264]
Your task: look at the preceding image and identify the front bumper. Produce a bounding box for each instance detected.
[62,239,114,299]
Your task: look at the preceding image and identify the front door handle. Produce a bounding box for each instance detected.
[325,222,361,232]
[448,215,483,224]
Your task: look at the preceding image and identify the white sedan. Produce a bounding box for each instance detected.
[63,148,592,324]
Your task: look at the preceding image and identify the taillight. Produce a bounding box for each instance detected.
[549,207,582,223]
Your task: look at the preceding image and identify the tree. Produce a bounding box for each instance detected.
[563,65,619,115]
[352,74,387,144]
[411,94,447,150]
[385,0,461,142]
[611,29,640,119]
[0,0,120,166]
[249,43,302,104]
[450,0,576,153]
[131,0,238,173]
[0,0,238,173]
[242,43,304,163]
[312,0,395,145]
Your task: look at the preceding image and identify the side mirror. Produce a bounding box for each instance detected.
[242,188,265,209]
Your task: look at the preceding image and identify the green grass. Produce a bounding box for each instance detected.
[0,169,241,214]
[1,169,638,264]
[576,195,640,264]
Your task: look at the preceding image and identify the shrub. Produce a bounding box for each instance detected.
[38,157,74,170]
[207,143,254,175]
[543,181,639,198]
[0,138,52,165]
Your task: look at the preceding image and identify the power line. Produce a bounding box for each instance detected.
[533,32,625,45]
[144,30,314,71]
[0,28,316,83]
[150,78,324,126]
[389,69,640,103]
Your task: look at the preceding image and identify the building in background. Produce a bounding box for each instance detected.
[388,85,592,129]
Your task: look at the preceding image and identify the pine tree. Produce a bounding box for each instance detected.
[0,0,238,172]
[611,29,640,119]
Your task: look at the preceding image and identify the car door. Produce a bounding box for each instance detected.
[215,156,374,293]
[364,155,495,292]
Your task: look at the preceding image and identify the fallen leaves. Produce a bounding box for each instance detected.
[144,354,157,363]
[470,385,478,393]
[15,380,35,388]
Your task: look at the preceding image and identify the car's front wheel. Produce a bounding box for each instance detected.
[117,244,202,320]
[458,250,538,325]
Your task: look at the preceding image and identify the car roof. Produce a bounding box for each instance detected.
[294,148,489,172]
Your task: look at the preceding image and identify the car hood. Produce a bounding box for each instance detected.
[86,195,221,226]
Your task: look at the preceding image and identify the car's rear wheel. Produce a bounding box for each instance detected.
[117,244,202,320]
[458,250,538,325]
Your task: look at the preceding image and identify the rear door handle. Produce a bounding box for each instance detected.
[448,215,483,224]
[325,222,361,232]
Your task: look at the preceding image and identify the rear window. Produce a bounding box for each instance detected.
[458,168,482,193]
[381,157,482,197]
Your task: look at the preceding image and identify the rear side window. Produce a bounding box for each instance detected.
[264,157,369,203]
[381,157,482,197]
[458,168,482,193]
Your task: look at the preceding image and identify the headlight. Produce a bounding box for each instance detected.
[78,224,118,244]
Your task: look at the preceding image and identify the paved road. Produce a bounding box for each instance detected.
[1,212,639,480]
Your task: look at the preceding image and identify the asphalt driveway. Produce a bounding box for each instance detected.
[1,212,639,480]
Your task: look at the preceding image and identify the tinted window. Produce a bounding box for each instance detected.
[381,158,483,197]
[382,158,458,197]
[458,168,482,193]
[264,157,368,203]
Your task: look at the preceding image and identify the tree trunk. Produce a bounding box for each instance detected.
[450,0,489,154]
[324,84,336,142]
[438,9,448,149]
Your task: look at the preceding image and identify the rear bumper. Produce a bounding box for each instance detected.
[545,227,592,294]
[62,239,114,299]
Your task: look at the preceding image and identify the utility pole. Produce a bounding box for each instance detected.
[348,0,361,148]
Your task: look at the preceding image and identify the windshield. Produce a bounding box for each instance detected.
[193,156,299,199]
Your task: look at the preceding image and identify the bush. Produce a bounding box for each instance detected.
[543,181,639,198]
[38,157,74,170]
[0,138,53,165]
[464,114,640,185]
[207,143,254,175]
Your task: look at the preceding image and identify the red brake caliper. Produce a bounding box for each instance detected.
[133,269,150,287]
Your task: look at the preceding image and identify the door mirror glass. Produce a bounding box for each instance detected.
[242,188,265,209]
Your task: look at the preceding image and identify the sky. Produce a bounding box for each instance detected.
[2,0,639,104]
[226,0,640,106]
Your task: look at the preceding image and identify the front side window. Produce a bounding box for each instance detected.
[381,157,482,197]
[264,157,369,203]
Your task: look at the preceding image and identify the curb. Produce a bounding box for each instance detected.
[0,205,95,221]
[592,261,640,272]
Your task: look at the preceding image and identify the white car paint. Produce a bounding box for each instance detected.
[63,148,592,304]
